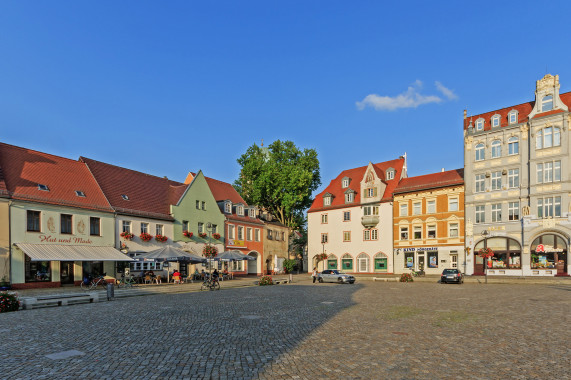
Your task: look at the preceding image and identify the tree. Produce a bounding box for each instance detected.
[234,140,320,230]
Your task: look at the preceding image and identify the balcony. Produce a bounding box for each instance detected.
[361,215,379,228]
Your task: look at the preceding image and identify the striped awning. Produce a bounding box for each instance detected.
[16,243,133,262]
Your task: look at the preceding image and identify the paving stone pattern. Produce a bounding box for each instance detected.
[0,280,570,379]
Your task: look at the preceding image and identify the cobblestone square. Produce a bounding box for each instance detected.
[0,280,570,379]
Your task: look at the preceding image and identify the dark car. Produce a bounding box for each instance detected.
[318,270,355,284]
[441,269,464,284]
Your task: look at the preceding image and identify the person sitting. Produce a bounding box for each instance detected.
[200,269,206,280]
[222,267,229,280]
[172,270,181,284]
[154,274,162,284]
[193,269,201,280]
[212,269,219,282]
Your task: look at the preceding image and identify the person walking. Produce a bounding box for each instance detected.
[312,267,318,283]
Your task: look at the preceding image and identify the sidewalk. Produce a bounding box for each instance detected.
[349,273,571,284]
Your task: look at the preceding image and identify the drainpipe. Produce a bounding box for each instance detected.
[8,200,12,285]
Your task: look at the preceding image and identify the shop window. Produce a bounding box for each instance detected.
[428,251,438,268]
[341,254,353,270]
[404,251,414,269]
[531,234,567,269]
[327,255,338,269]
[27,210,41,232]
[374,253,387,272]
[24,256,51,282]
[475,237,521,269]
[90,217,101,236]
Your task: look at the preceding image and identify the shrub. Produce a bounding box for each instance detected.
[283,259,296,274]
[0,292,20,313]
[258,275,273,286]
[399,273,413,282]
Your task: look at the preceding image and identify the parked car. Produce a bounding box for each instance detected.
[441,269,464,284]
[318,270,355,284]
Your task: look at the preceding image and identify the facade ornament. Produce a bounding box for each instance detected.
[521,206,530,216]
[520,124,529,140]
[465,136,473,150]
[77,220,85,235]
[536,74,558,93]
[47,217,56,233]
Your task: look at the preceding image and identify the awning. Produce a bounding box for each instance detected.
[15,243,133,262]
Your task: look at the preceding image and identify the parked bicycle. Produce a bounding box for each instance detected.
[200,276,220,291]
[81,274,107,290]
[410,268,425,277]
[117,274,137,288]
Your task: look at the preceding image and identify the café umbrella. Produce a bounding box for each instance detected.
[215,250,255,278]
[135,246,207,282]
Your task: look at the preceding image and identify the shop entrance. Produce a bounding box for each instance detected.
[60,261,75,285]
[531,234,568,275]
[418,254,425,271]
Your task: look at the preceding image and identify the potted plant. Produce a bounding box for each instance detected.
[202,244,218,258]
[120,231,134,240]
[140,232,153,242]
[0,292,19,313]
[212,232,221,240]
[155,234,168,242]
[183,230,193,238]
[258,275,273,286]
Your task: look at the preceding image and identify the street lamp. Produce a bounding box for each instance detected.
[481,230,489,284]
[206,222,214,277]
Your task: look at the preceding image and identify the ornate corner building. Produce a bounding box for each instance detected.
[464,74,570,277]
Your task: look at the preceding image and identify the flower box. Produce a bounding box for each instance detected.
[139,232,153,242]
[120,232,134,240]
[212,233,221,240]
[155,234,168,243]
[198,232,207,238]
[183,230,193,238]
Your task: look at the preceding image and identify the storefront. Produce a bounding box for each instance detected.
[473,237,522,275]
[531,234,567,276]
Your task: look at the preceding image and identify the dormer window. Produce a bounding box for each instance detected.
[541,95,553,112]
[237,205,244,216]
[344,190,355,203]
[491,115,500,128]
[248,208,256,218]
[121,194,129,200]
[509,111,518,124]
[323,194,332,207]
[386,169,395,180]
[342,177,350,188]
[37,184,49,191]
[224,201,232,213]
[476,119,484,131]
[75,190,86,197]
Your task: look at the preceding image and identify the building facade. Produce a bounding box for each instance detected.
[308,158,406,274]
[0,171,9,284]
[260,213,290,274]
[464,74,570,276]
[393,169,465,275]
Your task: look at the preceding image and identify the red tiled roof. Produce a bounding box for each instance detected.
[308,158,405,213]
[80,157,182,220]
[464,91,571,130]
[393,169,464,194]
[0,143,113,212]
[0,166,8,198]
[226,214,265,225]
[204,177,246,204]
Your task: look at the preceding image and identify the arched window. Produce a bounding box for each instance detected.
[536,126,561,149]
[341,254,353,271]
[491,140,501,158]
[542,95,553,112]
[357,253,369,272]
[475,237,521,270]
[327,254,338,270]
[475,143,485,161]
[531,234,567,269]
[374,252,388,272]
[508,137,519,155]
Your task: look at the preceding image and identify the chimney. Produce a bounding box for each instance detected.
[441,168,445,172]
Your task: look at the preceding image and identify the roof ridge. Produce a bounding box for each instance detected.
[0,142,83,165]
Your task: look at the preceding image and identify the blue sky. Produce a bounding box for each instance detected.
[2,1,571,194]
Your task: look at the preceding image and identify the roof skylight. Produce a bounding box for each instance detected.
[121,194,129,200]
[37,184,49,191]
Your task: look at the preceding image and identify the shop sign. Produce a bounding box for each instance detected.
[404,247,438,252]
[535,244,563,253]
[38,234,93,244]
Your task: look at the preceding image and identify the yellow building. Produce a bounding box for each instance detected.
[393,169,465,275]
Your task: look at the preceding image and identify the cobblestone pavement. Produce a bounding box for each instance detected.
[1,279,570,379]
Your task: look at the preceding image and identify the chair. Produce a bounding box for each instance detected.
[144,275,152,284]
[173,276,181,284]
[154,275,162,284]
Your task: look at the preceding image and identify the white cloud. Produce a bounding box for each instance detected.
[435,81,458,100]
[356,80,457,111]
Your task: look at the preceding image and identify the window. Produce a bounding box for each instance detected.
[476,119,483,131]
[491,140,501,158]
[267,229,273,240]
[475,237,521,269]
[491,203,502,222]
[122,220,131,233]
[475,174,485,193]
[428,250,439,268]
[61,214,72,234]
[475,144,485,161]
[248,208,256,218]
[24,258,51,283]
[541,95,553,112]
[343,211,351,221]
[182,220,188,232]
[363,229,370,241]
[491,171,502,190]
[427,200,435,214]
[449,223,459,238]
[531,234,566,269]
[198,222,204,234]
[363,206,379,216]
[345,192,354,203]
[341,254,353,270]
[537,161,561,183]
[321,233,328,243]
[224,202,232,213]
[386,170,395,180]
[237,226,244,240]
[366,188,377,197]
[237,205,244,216]
[201,201,206,210]
[27,210,41,232]
[475,205,485,224]
[75,190,85,197]
[228,225,235,239]
[536,126,561,149]
[156,224,164,236]
[400,203,408,216]
[342,178,350,188]
[254,229,260,241]
[413,226,422,240]
[246,227,252,241]
[196,200,200,209]
[321,214,328,224]
[537,196,561,218]
[38,184,49,191]
[492,116,500,128]
[371,229,378,240]
[448,197,459,212]
[343,231,351,242]
[508,202,519,221]
[509,112,517,124]
[508,137,519,155]
[400,226,409,240]
[323,196,331,206]
[413,202,421,215]
[90,217,100,236]
[427,224,436,239]
[508,169,519,188]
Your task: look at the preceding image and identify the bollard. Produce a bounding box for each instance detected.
[106,282,115,301]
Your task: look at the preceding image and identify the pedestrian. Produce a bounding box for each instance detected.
[312,267,318,283]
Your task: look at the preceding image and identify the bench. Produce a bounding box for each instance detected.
[21,293,99,310]
[372,277,399,282]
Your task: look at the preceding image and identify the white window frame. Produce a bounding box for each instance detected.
[537,196,561,218]
[237,205,244,216]
[198,222,204,234]
[476,119,484,131]
[475,174,485,193]
[508,201,519,221]
[140,222,149,234]
[491,171,502,191]
[400,203,408,216]
[246,227,252,241]
[255,228,260,242]
[237,226,244,240]
[321,233,328,244]
[508,169,519,188]
[448,223,459,238]
[541,95,553,112]
[224,201,232,213]
[475,143,485,161]
[475,205,485,224]
[427,224,436,239]
[343,211,351,221]
[155,224,164,236]
[509,111,518,124]
[426,200,436,214]
[491,203,502,222]
[491,115,500,128]
[342,178,349,188]
[321,214,328,224]
[345,192,354,203]
[324,196,331,206]
[536,126,561,149]
[508,137,519,155]
[400,226,409,240]
[448,197,459,212]
[386,170,395,180]
[413,226,422,240]
[491,140,501,158]
[413,201,421,215]
[122,220,132,233]
[228,224,235,240]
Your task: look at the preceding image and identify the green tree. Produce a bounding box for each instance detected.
[235,140,320,229]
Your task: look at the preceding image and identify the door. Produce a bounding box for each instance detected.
[474,255,485,275]
[417,254,425,271]
[450,254,458,269]
[358,258,368,272]
[60,261,75,285]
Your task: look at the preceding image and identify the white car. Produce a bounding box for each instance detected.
[318,270,355,284]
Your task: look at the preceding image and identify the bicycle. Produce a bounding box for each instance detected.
[81,274,107,290]
[117,275,137,288]
[200,276,220,291]
[410,268,425,277]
